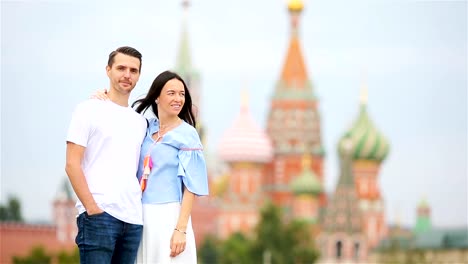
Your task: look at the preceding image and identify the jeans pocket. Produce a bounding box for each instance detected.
[85,211,106,218]
[75,212,85,246]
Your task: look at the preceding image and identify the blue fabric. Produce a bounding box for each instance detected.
[137,118,209,204]
[75,212,142,264]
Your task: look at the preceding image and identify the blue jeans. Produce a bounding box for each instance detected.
[75,211,143,264]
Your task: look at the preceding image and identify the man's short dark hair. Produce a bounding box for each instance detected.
[108,46,142,72]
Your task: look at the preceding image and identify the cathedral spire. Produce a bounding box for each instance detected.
[288,0,304,33]
[240,87,249,113]
[174,0,204,142]
[175,0,192,74]
[278,0,309,90]
[360,70,368,106]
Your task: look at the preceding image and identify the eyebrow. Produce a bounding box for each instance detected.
[115,64,139,72]
[166,89,185,93]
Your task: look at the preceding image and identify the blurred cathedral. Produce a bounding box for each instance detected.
[168,0,468,263]
[180,0,392,263]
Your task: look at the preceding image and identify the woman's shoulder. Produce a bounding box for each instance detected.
[145,117,159,135]
[147,117,158,125]
[172,121,202,147]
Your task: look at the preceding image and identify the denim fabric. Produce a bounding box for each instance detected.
[76,211,143,264]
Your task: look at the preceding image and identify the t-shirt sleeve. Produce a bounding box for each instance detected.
[66,102,91,147]
[177,129,209,196]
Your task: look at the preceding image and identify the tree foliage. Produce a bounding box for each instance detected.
[13,246,51,264]
[0,196,23,222]
[219,232,252,264]
[57,248,80,264]
[198,234,220,264]
[12,246,78,264]
[198,202,319,264]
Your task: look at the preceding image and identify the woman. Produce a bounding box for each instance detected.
[95,70,209,263]
[134,71,208,263]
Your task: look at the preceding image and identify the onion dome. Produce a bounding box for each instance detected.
[338,87,389,162]
[218,90,273,163]
[288,0,304,12]
[414,197,431,234]
[290,155,322,195]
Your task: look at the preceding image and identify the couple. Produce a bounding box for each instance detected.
[65,46,209,264]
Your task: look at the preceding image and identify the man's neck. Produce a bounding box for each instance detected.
[107,89,130,107]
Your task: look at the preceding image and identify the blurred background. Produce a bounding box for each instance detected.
[1,0,466,263]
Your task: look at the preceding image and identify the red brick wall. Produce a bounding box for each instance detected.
[0,223,76,264]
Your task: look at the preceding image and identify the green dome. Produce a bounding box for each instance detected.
[338,104,389,162]
[290,157,322,195]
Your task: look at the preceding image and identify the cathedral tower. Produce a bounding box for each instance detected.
[338,84,390,248]
[414,198,431,234]
[290,154,322,223]
[174,0,205,142]
[319,139,367,263]
[265,0,325,212]
[52,179,77,244]
[218,91,273,239]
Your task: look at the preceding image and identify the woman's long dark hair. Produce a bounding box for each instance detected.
[132,70,196,127]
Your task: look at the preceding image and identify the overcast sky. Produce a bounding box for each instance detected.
[1,0,466,228]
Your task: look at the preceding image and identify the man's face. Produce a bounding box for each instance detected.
[106,53,141,94]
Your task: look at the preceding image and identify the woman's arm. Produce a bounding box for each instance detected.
[170,187,195,257]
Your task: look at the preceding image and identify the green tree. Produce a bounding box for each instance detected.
[198,234,220,264]
[202,203,320,263]
[219,232,253,264]
[8,197,23,221]
[250,202,319,264]
[0,205,8,220]
[0,196,23,222]
[57,248,79,264]
[285,220,319,264]
[13,246,51,264]
[250,202,285,263]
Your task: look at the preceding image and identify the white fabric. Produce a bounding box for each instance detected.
[136,203,197,264]
[66,99,146,225]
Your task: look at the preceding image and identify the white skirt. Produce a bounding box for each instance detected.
[136,202,197,264]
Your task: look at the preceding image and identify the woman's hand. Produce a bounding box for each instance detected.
[169,228,186,257]
[90,89,108,100]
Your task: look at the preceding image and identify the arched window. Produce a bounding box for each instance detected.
[335,240,342,259]
[354,242,360,260]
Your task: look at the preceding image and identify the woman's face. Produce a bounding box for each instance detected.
[157,78,185,117]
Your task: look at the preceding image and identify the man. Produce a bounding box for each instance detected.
[65,46,147,263]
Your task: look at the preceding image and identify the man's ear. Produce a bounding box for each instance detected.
[106,65,111,77]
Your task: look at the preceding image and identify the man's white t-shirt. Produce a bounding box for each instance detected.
[67,99,146,225]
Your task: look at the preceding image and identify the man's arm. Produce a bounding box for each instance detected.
[65,142,103,215]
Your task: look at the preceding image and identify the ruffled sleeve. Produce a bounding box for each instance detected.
[177,127,209,196]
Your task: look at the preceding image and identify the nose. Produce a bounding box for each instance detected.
[123,69,131,78]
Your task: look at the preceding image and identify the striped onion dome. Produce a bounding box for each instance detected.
[290,155,322,195]
[218,91,273,163]
[338,89,389,162]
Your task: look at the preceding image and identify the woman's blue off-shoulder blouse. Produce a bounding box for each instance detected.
[137,118,209,204]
